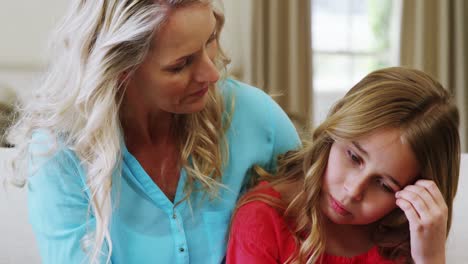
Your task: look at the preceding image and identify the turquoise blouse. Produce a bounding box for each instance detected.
[27,79,301,264]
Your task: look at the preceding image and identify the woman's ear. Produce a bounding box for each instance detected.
[119,69,136,87]
[119,71,130,83]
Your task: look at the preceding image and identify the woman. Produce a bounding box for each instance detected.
[6,1,300,263]
[227,67,460,264]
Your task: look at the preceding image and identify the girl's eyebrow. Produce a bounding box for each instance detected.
[382,173,403,189]
[352,141,368,157]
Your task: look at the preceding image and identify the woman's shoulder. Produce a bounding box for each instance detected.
[27,130,90,233]
[219,78,276,108]
[29,130,80,170]
[28,129,86,193]
[219,78,297,129]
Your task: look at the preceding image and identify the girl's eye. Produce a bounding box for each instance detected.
[347,150,361,165]
[377,179,395,193]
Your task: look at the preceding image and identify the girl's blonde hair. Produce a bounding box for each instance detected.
[7,1,230,263]
[234,67,460,264]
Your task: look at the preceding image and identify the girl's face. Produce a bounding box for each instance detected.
[320,128,420,225]
[125,3,220,115]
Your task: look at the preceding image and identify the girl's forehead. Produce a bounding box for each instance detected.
[348,128,420,186]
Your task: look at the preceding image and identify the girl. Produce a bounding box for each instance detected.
[227,67,460,264]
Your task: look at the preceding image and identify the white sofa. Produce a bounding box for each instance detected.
[1,149,467,263]
[446,153,468,263]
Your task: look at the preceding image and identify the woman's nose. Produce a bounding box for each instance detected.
[194,52,220,84]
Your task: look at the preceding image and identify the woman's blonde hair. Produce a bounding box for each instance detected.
[7,0,230,263]
[234,67,460,264]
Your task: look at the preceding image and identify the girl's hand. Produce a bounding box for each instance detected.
[395,179,447,264]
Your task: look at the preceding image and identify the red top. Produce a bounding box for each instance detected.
[226,182,397,264]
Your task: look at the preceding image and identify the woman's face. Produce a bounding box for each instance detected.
[320,128,420,225]
[125,3,220,114]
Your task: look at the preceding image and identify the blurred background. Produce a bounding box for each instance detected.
[0,1,467,263]
[222,0,467,153]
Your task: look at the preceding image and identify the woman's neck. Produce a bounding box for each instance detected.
[120,96,177,149]
[323,218,375,257]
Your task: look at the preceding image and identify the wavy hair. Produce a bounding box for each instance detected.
[7,0,230,263]
[233,67,460,264]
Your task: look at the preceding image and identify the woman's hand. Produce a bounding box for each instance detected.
[395,179,447,264]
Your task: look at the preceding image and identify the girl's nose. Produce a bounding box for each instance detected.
[344,176,366,201]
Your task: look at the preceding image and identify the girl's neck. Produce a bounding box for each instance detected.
[323,217,376,257]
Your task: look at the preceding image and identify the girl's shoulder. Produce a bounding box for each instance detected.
[229,182,297,263]
[232,182,284,234]
[251,181,281,194]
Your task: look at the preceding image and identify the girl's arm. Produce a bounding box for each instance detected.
[395,179,447,264]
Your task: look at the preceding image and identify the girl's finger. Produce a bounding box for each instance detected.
[396,189,430,220]
[400,185,436,214]
[414,180,446,208]
[396,198,420,226]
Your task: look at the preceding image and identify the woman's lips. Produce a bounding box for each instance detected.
[190,87,209,97]
[329,195,350,216]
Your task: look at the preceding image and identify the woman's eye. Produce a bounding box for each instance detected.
[169,58,191,73]
[170,65,185,73]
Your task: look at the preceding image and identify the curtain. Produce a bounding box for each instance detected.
[235,0,312,129]
[400,0,468,152]
[0,84,17,147]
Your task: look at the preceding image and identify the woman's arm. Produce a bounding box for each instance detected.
[28,142,105,263]
[268,98,301,172]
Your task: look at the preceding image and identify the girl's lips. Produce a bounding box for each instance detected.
[329,195,350,216]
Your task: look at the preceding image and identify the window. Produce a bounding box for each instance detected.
[312,0,402,126]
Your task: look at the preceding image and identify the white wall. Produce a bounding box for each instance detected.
[0,1,67,102]
[0,1,67,68]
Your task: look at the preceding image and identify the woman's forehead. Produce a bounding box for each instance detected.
[150,3,216,64]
